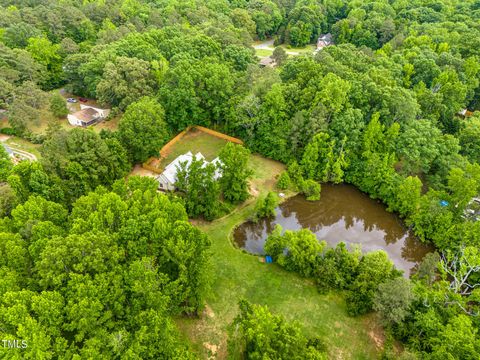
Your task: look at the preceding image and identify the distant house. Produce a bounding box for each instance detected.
[67,105,110,127]
[259,57,275,68]
[156,151,223,191]
[316,33,333,51]
[458,108,474,118]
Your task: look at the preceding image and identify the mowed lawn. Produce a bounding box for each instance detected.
[176,155,381,360]
[160,128,230,169]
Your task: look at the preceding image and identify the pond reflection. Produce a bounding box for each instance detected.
[233,184,432,275]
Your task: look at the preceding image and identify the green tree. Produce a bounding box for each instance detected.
[459,117,480,164]
[118,97,170,163]
[176,157,221,220]
[346,251,400,316]
[40,129,130,203]
[96,56,157,110]
[277,171,291,190]
[49,93,68,118]
[254,191,279,221]
[26,37,63,89]
[265,227,325,277]
[300,179,321,201]
[272,47,288,66]
[0,144,13,182]
[218,143,252,203]
[229,300,326,359]
[373,277,415,326]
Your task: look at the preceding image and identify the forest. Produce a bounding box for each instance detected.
[1,0,480,359]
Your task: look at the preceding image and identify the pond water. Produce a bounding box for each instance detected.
[233,184,433,276]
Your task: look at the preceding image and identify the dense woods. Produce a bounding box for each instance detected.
[1,0,480,358]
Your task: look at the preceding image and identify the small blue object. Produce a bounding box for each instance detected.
[440,200,449,207]
[265,255,273,264]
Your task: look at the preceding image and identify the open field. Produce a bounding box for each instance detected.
[176,154,383,359]
[145,127,232,173]
[253,39,316,58]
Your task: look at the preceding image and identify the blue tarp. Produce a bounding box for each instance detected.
[265,255,273,263]
[440,200,449,207]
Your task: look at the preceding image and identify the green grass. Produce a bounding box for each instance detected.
[160,129,230,169]
[255,48,273,57]
[176,156,381,359]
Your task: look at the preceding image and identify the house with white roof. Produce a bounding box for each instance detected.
[156,151,223,191]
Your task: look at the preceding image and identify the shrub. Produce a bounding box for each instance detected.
[277,171,291,190]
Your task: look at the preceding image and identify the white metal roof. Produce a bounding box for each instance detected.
[158,152,223,184]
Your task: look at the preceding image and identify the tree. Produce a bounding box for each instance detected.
[459,117,480,164]
[254,191,279,221]
[49,93,68,118]
[0,144,13,182]
[218,143,252,203]
[373,277,415,326]
[346,251,400,315]
[229,300,326,359]
[26,37,63,89]
[394,176,423,219]
[96,56,157,110]
[118,97,170,163]
[277,171,291,190]
[40,129,130,203]
[300,179,321,201]
[272,47,288,66]
[265,227,325,277]
[175,157,221,220]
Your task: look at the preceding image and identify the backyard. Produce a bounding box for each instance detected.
[176,153,384,359]
[253,39,316,59]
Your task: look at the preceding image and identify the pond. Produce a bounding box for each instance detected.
[233,184,433,276]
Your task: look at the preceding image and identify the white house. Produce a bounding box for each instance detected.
[156,151,223,191]
[315,33,333,52]
[67,105,110,127]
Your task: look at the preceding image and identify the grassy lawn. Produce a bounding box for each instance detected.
[282,44,317,54]
[159,128,230,169]
[255,48,273,57]
[176,155,382,359]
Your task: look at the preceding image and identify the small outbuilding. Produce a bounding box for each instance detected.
[67,105,110,127]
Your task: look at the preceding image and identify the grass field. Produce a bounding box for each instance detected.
[176,155,383,359]
[159,128,230,169]
[253,40,316,59]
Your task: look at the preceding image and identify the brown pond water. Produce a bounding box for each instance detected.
[233,184,433,276]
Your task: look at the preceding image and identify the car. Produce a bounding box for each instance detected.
[79,97,88,103]
[66,98,77,103]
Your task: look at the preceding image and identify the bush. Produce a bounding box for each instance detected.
[0,127,17,136]
[277,171,291,190]
[254,191,279,221]
[300,179,321,201]
[265,227,325,277]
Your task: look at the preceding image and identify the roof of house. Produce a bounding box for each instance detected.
[71,108,99,123]
[259,57,275,67]
[158,152,223,184]
[319,33,333,42]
